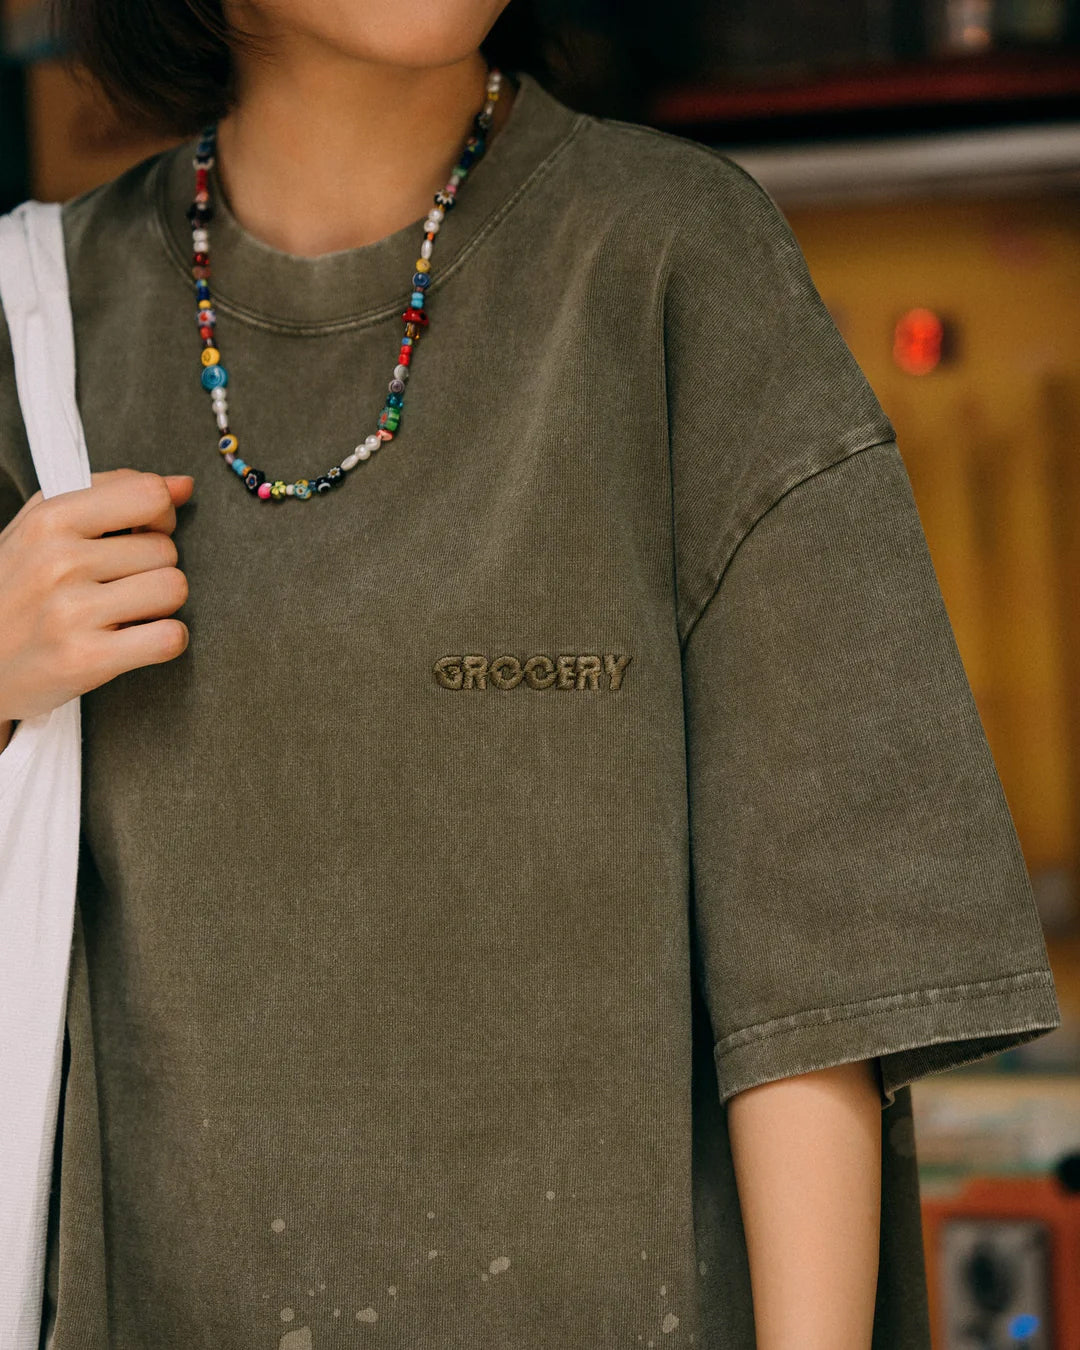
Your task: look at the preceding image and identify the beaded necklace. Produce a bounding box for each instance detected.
[187,67,505,502]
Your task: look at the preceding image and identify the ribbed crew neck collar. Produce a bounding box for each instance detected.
[151,69,586,333]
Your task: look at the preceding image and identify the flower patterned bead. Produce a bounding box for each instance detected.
[326,466,344,485]
[270,480,287,500]
[294,479,312,500]
[243,468,265,492]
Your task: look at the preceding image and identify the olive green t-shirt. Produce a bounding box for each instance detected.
[0,68,1062,1350]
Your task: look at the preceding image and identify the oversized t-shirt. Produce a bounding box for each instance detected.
[0,67,1063,1350]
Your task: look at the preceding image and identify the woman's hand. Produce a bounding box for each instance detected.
[0,468,195,730]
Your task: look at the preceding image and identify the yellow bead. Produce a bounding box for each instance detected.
[415,259,430,273]
[198,300,212,309]
[218,433,238,455]
[270,480,287,500]
[201,347,220,366]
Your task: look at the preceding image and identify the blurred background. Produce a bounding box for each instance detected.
[2,0,1080,1343]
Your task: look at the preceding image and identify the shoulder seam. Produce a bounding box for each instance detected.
[679,431,898,651]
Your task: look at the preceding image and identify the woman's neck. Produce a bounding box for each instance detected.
[212,47,515,259]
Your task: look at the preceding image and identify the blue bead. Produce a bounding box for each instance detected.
[411,292,425,307]
[413,272,430,289]
[232,459,247,475]
[201,364,227,389]
[387,393,403,408]
[196,281,210,297]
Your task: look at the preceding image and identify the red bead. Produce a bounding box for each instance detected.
[194,252,208,264]
[402,307,428,324]
[199,325,214,339]
[399,350,411,365]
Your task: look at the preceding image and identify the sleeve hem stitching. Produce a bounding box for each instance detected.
[713,968,1057,1054]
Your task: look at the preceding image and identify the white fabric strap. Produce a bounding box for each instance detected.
[0,199,89,1350]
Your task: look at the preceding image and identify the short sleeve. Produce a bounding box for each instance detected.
[682,438,1062,1109]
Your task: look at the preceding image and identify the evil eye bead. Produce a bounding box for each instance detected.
[201,364,227,390]
[294,479,312,499]
[313,476,332,494]
[201,346,220,366]
[218,433,238,455]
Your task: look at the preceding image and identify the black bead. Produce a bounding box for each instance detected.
[313,476,333,493]
[243,468,265,492]
[326,466,344,484]
[186,202,213,225]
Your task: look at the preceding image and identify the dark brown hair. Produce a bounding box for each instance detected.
[46,0,566,138]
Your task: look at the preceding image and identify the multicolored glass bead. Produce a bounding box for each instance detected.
[189,67,504,501]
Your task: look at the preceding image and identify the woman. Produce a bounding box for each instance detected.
[0,2,1062,1347]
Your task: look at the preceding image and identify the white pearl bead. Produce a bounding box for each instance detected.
[216,411,229,429]
[341,452,359,470]
[483,101,495,117]
[285,483,295,495]
[357,444,371,460]
[211,391,227,406]
[394,364,409,381]
[420,240,433,259]
[424,218,440,234]
[363,434,380,450]
[429,206,444,222]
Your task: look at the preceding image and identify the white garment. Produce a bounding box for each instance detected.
[0,199,91,1350]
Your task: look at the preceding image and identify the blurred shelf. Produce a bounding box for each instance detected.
[722,121,1080,207]
[648,49,1080,145]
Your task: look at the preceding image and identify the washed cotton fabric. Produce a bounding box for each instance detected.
[0,68,1062,1350]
